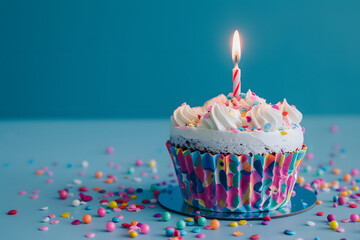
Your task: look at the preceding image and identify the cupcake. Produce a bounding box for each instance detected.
[166,90,306,212]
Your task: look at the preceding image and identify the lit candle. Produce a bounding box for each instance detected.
[232,30,241,97]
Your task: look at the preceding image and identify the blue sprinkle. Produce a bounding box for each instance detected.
[356,179,360,183]
[314,237,320,240]
[252,101,259,106]
[85,206,92,210]
[28,160,34,164]
[238,126,245,131]
[284,230,296,235]
[180,230,187,236]
[265,123,272,129]
[226,95,233,100]
[67,163,72,168]
[3,163,10,167]
[240,108,247,112]
[112,217,120,223]
[166,228,174,237]
[240,93,246,98]
[302,202,308,208]
[333,196,338,202]
[106,209,111,214]
[186,221,195,226]
[136,188,143,193]
[192,228,201,233]
[340,148,347,153]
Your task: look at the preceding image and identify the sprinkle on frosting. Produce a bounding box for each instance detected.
[171,90,303,133]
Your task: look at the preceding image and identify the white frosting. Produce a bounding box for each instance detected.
[170,90,304,154]
[200,103,243,131]
[245,105,283,131]
[280,99,303,124]
[170,124,304,155]
[173,104,200,126]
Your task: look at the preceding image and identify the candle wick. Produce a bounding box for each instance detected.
[234,55,238,67]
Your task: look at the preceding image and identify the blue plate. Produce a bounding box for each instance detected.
[158,186,317,220]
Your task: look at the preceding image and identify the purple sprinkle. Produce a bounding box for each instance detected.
[327,214,336,222]
[171,180,177,183]
[153,213,162,218]
[261,220,270,225]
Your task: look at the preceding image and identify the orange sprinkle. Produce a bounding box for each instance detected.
[316,200,323,205]
[343,173,351,181]
[35,169,44,175]
[233,231,243,236]
[95,171,103,178]
[93,187,101,191]
[332,168,341,175]
[105,178,113,184]
[297,176,304,184]
[320,183,327,189]
[130,221,138,226]
[340,191,348,197]
[332,180,339,185]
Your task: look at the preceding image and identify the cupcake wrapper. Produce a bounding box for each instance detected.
[166,141,307,213]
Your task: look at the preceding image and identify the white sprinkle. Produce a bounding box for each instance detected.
[150,198,158,204]
[73,179,82,185]
[68,192,74,197]
[294,238,304,240]
[152,167,158,173]
[40,206,48,211]
[306,221,316,226]
[322,188,330,192]
[72,199,81,207]
[42,217,50,223]
[133,177,142,182]
[66,184,73,188]
[82,160,89,168]
[80,201,87,205]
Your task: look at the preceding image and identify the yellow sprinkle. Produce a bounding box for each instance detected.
[346,190,352,194]
[352,186,359,191]
[184,218,194,222]
[188,124,195,127]
[229,222,238,227]
[130,195,137,199]
[281,131,288,135]
[121,202,128,206]
[252,129,258,132]
[238,220,247,225]
[61,212,70,218]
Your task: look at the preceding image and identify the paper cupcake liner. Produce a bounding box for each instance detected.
[166,141,307,213]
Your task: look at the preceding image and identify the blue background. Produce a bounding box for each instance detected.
[1,0,360,118]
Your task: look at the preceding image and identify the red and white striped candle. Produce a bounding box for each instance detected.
[232,30,241,97]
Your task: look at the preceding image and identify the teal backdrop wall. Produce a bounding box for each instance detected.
[1,0,360,118]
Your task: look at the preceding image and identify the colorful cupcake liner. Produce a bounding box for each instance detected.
[166,141,307,213]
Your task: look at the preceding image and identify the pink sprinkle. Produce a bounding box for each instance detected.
[306,152,314,160]
[141,172,148,177]
[341,218,350,223]
[18,191,27,195]
[78,171,85,176]
[50,220,59,224]
[30,195,39,199]
[181,102,187,106]
[47,171,53,176]
[42,166,49,171]
[333,203,338,208]
[148,205,156,208]
[329,159,335,165]
[72,219,81,225]
[302,126,305,133]
[118,185,126,189]
[106,146,114,154]
[331,124,339,133]
[182,126,188,130]
[117,215,124,219]
[107,161,114,167]
[350,214,359,222]
[272,105,280,110]
[39,226,48,231]
[113,208,122,212]
[86,233,95,238]
[196,233,206,238]
[246,116,251,122]
[46,179,54,184]
[204,225,212,230]
[336,227,345,233]
[231,128,241,133]
[203,113,210,119]
[48,214,56,218]
[351,168,359,176]
[250,96,257,101]
[153,175,159,179]
[32,190,40,194]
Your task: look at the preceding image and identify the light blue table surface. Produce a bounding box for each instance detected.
[0,116,359,239]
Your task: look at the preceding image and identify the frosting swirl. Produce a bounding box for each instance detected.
[173,104,200,126]
[245,105,283,130]
[280,99,303,124]
[200,103,243,131]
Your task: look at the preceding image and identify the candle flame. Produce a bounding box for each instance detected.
[232,30,241,63]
